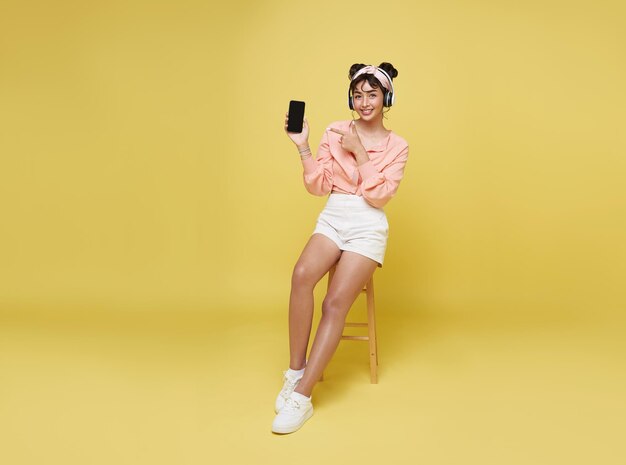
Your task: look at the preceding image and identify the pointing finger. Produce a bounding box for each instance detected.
[328,128,347,135]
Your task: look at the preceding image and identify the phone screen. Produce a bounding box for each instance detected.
[287,100,305,133]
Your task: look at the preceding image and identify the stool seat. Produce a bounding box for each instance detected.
[323,265,379,384]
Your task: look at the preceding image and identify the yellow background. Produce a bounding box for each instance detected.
[1,0,625,464]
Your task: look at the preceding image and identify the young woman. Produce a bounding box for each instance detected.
[273,62,409,434]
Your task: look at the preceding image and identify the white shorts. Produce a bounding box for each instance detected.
[313,193,389,267]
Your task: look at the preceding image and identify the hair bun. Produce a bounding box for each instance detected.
[348,63,367,80]
[378,62,398,79]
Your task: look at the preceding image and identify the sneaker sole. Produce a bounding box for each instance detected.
[271,408,314,434]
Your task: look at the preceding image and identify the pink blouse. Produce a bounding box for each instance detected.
[301,120,409,208]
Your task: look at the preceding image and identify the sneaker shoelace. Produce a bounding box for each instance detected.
[280,372,299,399]
[283,396,301,411]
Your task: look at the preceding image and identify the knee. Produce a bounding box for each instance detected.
[321,295,348,321]
[291,262,316,289]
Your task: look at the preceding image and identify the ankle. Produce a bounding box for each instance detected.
[289,360,307,371]
[294,386,312,398]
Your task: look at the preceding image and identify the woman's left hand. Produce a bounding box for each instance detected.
[329,121,365,156]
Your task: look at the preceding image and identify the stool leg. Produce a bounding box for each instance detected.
[366,276,378,384]
[321,266,379,383]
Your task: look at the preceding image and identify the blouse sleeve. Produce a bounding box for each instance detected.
[357,145,409,208]
[301,129,333,196]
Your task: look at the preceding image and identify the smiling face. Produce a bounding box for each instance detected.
[351,80,385,122]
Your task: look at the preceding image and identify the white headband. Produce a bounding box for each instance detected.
[351,65,393,92]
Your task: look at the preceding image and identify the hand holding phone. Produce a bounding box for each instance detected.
[287,100,305,133]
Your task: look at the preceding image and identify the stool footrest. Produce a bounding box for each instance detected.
[341,335,369,341]
[344,322,368,327]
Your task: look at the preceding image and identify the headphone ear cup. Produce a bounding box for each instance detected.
[348,94,354,110]
[385,91,393,107]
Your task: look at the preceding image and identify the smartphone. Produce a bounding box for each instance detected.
[287,100,305,133]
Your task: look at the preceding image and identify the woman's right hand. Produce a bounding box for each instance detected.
[284,113,310,148]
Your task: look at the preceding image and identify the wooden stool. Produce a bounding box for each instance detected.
[321,265,379,384]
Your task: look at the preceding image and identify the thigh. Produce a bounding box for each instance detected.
[293,233,342,285]
[326,251,378,308]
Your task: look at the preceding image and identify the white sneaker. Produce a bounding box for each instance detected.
[275,371,302,413]
[272,392,314,434]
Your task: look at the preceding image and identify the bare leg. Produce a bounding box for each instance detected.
[288,234,341,370]
[294,251,378,396]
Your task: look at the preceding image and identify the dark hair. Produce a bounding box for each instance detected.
[348,62,399,96]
